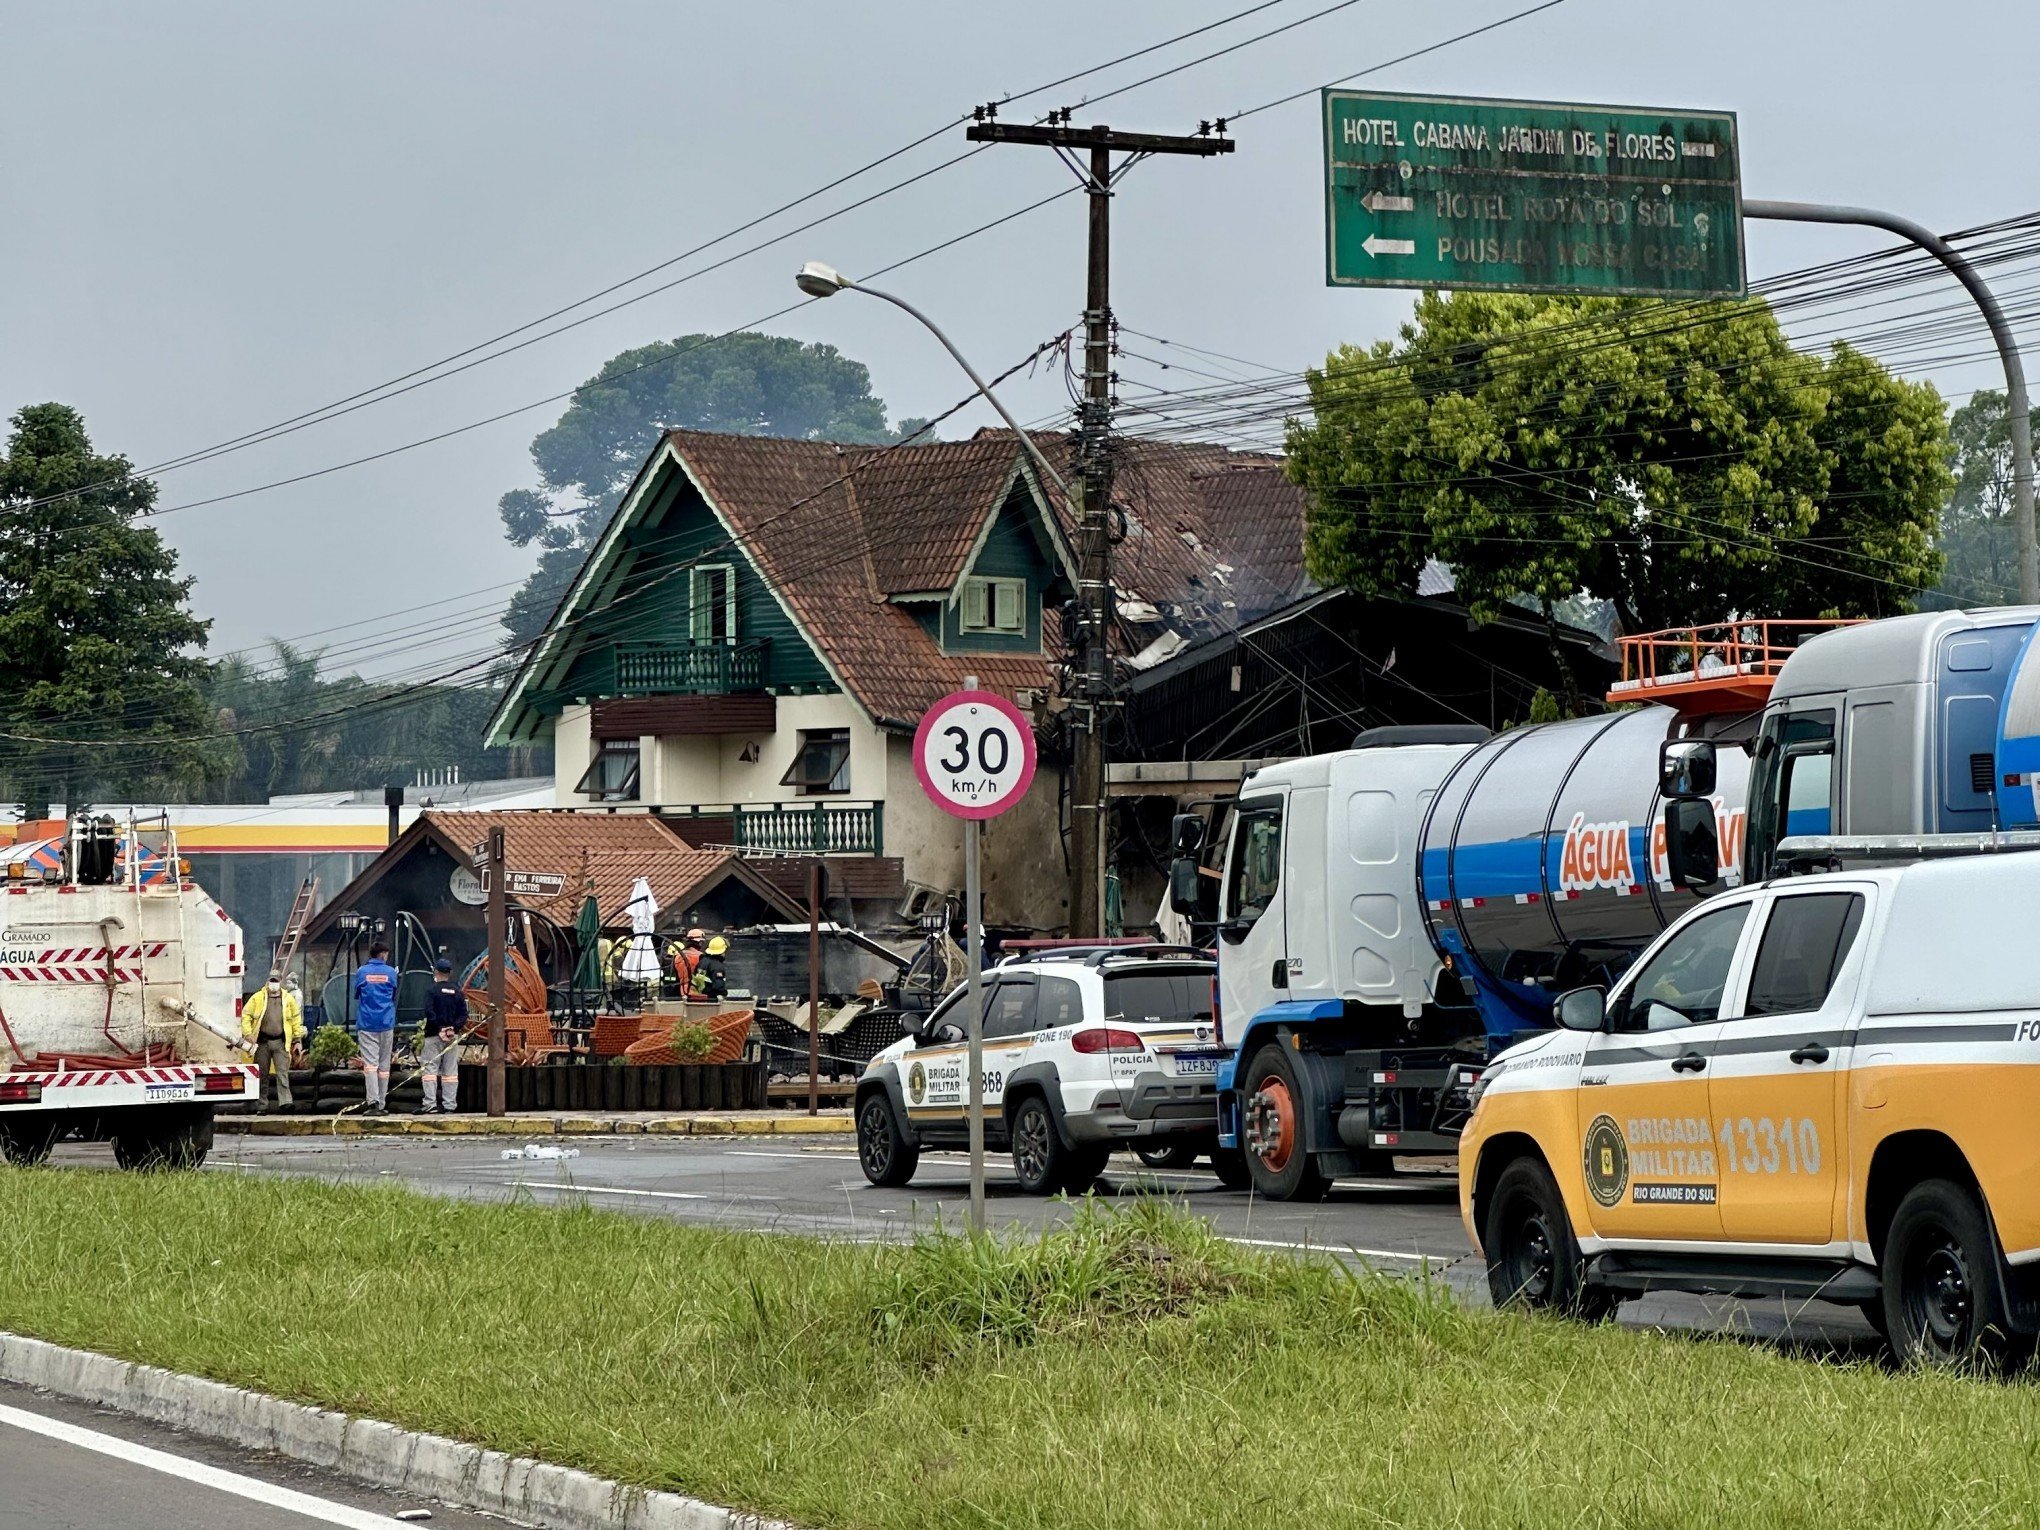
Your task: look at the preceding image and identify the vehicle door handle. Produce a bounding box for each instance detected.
[1790,1042,1830,1065]
[1670,1052,1707,1073]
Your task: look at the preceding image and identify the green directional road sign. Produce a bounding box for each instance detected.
[1324,90,1744,299]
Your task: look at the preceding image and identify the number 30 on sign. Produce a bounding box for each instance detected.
[912,689,1037,820]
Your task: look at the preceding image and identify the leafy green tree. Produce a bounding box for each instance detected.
[1934,389,2021,606]
[1288,293,1952,705]
[498,332,906,643]
[0,404,214,808]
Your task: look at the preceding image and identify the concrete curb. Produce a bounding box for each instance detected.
[216,1112,852,1138]
[0,1330,794,1530]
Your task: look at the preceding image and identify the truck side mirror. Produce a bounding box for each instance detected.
[1170,813,1206,855]
[1554,986,1606,1032]
[1168,856,1214,921]
[1660,738,1716,799]
[1663,797,1721,891]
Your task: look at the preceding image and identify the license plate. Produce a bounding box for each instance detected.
[144,1083,193,1101]
[1171,1054,1220,1078]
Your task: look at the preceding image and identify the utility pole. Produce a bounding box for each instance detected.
[486,827,507,1118]
[965,110,1233,934]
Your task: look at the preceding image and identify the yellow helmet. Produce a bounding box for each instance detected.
[706,936,729,957]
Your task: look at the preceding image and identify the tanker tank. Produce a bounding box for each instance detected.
[1416,706,1749,1039]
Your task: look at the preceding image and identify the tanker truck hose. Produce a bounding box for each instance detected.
[0,997,26,1066]
[327,1016,494,1129]
[96,916,141,1060]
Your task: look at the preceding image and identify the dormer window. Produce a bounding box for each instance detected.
[961,576,1026,634]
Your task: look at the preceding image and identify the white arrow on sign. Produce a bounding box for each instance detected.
[1361,190,1414,213]
[1362,233,1416,258]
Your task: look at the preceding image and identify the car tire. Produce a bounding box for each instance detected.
[1134,1141,1201,1170]
[1882,1177,2031,1370]
[1239,1044,1331,1201]
[1011,1095,1073,1196]
[1208,1145,1251,1190]
[856,1090,919,1187]
[0,1113,62,1167]
[1060,1144,1112,1195]
[1483,1155,1612,1319]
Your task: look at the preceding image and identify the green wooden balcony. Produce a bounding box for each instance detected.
[592,639,771,695]
[669,801,884,856]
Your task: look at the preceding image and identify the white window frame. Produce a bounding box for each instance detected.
[961,575,1026,635]
[689,565,738,643]
[781,728,852,797]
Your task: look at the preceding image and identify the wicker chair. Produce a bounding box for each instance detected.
[624,1008,754,1067]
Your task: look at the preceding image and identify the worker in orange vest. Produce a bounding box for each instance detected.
[671,928,706,996]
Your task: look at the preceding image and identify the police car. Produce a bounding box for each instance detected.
[855,945,1242,1194]
[1461,850,2040,1368]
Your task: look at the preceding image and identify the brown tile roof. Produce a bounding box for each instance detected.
[416,810,805,927]
[671,430,1061,722]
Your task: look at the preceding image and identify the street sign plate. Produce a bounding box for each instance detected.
[504,870,566,899]
[913,690,1037,820]
[1324,89,1744,299]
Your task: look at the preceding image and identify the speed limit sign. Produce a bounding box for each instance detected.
[912,689,1036,819]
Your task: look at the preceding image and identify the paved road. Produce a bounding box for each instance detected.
[159,1132,1880,1353]
[0,1382,501,1529]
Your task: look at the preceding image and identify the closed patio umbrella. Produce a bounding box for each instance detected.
[618,877,663,986]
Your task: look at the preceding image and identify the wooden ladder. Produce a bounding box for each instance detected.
[272,874,320,978]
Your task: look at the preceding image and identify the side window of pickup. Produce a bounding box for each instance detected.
[1612,903,1751,1031]
[1739,893,1865,1019]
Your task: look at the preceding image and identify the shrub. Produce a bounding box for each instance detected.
[668,1020,715,1062]
[308,1024,356,1071]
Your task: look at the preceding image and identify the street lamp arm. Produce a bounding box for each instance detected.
[848,282,1076,504]
[1745,199,2037,604]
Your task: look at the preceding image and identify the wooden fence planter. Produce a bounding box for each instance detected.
[453,1060,765,1113]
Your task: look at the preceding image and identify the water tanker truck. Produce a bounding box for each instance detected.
[1176,607,2040,1201]
[0,813,254,1168]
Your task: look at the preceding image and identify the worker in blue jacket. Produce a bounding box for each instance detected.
[351,942,400,1115]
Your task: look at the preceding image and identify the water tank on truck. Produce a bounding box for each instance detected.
[1418,705,1750,1046]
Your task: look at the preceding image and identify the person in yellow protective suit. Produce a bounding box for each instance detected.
[240,970,305,1111]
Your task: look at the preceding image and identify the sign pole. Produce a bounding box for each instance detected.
[962,679,986,1232]
[486,827,507,1118]
[910,675,1038,1239]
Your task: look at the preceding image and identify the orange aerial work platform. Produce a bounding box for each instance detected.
[1605,619,1864,715]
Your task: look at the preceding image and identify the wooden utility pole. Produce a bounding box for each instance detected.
[486,827,507,1117]
[806,860,822,1117]
[964,112,1232,934]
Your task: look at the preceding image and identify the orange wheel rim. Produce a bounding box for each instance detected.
[1247,1076,1297,1172]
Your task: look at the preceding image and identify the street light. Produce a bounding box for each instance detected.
[794,262,1072,501]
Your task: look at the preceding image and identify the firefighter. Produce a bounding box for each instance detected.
[241,969,304,1112]
[672,928,707,996]
[694,935,730,1002]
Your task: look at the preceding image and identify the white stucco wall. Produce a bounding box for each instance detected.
[552,705,592,804]
[883,734,1068,931]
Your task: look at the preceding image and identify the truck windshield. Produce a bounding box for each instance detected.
[1745,709,1836,879]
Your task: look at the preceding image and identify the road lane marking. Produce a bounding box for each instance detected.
[723,1149,861,1162]
[1223,1236,1435,1261]
[506,1182,710,1202]
[0,1400,410,1527]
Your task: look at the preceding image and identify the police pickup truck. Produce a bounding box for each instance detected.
[855,945,1243,1194]
[1462,847,2040,1367]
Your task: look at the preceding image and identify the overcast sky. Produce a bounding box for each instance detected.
[3,0,2032,670]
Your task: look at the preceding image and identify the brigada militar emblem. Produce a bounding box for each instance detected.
[1584,1115,1629,1207]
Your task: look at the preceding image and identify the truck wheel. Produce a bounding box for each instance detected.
[856,1091,919,1187]
[1882,1178,2030,1370]
[1483,1156,1610,1318]
[1239,1045,1330,1201]
[112,1106,213,1172]
[1011,1095,1074,1195]
[1135,1141,1200,1170]
[1208,1146,1251,1189]
[0,1114,62,1167]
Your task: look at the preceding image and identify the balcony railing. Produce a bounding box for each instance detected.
[668,801,884,856]
[595,639,770,695]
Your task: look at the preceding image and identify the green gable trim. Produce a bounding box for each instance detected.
[487,443,843,746]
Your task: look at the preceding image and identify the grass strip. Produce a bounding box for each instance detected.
[1,1167,2037,1529]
